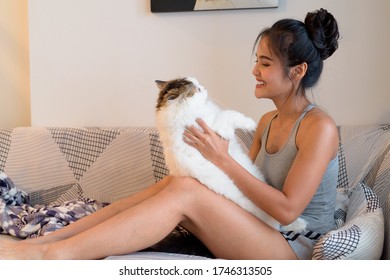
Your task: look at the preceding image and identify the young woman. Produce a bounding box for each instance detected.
[0,8,340,260]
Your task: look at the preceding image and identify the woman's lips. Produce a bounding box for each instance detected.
[256,80,265,88]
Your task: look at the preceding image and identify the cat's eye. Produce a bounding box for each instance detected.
[167,95,177,100]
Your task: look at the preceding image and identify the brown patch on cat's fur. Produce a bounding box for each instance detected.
[156,78,196,110]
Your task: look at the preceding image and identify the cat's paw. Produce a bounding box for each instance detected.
[241,117,257,131]
[215,111,257,133]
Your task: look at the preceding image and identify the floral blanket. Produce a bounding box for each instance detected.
[0,172,108,239]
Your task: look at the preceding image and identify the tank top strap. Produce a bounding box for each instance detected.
[260,111,278,144]
[297,103,317,122]
[290,103,317,136]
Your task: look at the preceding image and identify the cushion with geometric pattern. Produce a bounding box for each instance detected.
[312,182,384,259]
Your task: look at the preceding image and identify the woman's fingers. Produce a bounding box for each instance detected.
[183,128,198,146]
[195,118,214,136]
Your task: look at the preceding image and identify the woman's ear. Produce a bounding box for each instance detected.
[290,62,308,81]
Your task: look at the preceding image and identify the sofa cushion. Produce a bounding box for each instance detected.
[372,148,390,259]
[29,183,83,206]
[4,127,76,194]
[311,126,389,260]
[337,124,389,259]
[339,125,390,190]
[312,182,384,259]
[77,128,157,202]
[1,127,158,204]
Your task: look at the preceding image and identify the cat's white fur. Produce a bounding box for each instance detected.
[156,77,306,232]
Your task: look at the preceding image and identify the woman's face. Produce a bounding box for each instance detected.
[252,37,293,101]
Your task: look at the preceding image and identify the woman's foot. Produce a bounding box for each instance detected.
[0,239,48,259]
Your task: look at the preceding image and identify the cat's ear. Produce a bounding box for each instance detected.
[155,80,167,90]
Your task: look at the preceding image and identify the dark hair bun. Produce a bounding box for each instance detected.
[305,8,339,60]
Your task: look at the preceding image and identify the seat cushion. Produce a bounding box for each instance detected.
[312,182,384,259]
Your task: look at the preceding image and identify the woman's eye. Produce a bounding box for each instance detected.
[254,58,270,67]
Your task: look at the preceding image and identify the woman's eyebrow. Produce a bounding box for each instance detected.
[260,55,273,61]
[255,53,273,61]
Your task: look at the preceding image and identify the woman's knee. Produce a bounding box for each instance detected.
[164,176,206,200]
[167,176,202,191]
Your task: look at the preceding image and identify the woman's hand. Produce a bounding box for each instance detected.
[183,119,230,166]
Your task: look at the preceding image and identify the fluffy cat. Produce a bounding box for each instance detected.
[155,77,306,232]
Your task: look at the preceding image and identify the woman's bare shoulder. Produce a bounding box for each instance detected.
[298,107,339,156]
[302,107,337,130]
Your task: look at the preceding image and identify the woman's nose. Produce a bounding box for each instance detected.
[252,63,259,77]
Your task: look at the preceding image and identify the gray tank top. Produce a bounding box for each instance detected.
[255,104,338,234]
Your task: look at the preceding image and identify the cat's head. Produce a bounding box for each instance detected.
[155,77,207,111]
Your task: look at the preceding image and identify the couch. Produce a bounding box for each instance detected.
[0,125,389,259]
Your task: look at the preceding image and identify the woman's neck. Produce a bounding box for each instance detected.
[273,95,311,125]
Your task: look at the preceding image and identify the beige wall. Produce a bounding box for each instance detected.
[28,0,389,127]
[0,0,31,127]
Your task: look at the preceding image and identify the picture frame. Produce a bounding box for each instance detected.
[151,0,278,13]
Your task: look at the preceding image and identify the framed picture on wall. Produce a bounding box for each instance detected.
[151,0,278,13]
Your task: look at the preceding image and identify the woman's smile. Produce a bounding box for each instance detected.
[256,80,266,89]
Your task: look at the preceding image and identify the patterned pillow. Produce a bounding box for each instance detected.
[312,182,384,259]
[372,149,390,259]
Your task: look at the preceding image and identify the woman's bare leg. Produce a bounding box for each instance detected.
[24,176,174,244]
[0,177,296,260]
[179,182,297,260]
[0,176,183,259]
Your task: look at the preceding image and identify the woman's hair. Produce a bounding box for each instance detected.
[254,8,340,89]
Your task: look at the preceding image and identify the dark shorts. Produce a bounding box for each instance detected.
[281,231,322,260]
